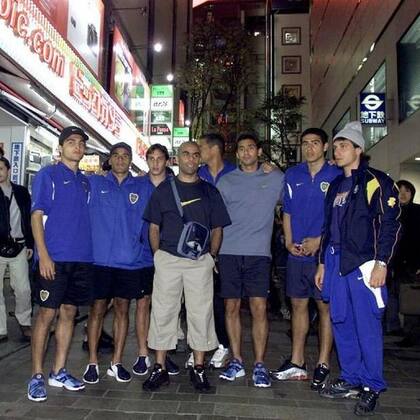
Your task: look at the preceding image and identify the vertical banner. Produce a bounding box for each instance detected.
[150,85,174,151]
[10,142,24,185]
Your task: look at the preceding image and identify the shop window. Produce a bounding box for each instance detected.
[333,109,351,136]
[361,62,387,150]
[397,15,420,122]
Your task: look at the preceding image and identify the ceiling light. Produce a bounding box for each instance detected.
[153,42,163,52]
[415,157,420,161]
[166,73,174,82]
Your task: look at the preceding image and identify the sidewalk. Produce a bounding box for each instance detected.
[0,305,419,419]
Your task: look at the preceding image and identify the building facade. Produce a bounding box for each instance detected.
[310,0,420,199]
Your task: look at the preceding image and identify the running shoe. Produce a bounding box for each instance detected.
[28,373,47,402]
[320,378,362,399]
[209,345,229,369]
[270,360,308,381]
[185,351,194,369]
[252,363,271,388]
[132,356,151,376]
[83,364,99,384]
[354,387,380,416]
[142,363,170,391]
[166,356,180,375]
[219,358,246,381]
[311,363,330,390]
[106,363,132,383]
[48,368,85,391]
[190,364,211,392]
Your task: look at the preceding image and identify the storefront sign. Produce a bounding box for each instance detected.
[150,84,173,151]
[173,127,189,148]
[0,0,149,170]
[10,142,23,184]
[79,154,100,172]
[110,26,150,134]
[360,93,386,125]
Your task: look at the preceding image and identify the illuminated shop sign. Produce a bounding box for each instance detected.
[150,85,173,151]
[0,0,148,167]
[360,93,386,125]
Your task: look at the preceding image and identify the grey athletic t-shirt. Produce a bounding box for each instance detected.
[217,167,284,257]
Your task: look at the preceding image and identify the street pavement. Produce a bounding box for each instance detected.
[0,299,420,420]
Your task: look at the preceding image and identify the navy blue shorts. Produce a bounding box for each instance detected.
[35,262,94,309]
[286,258,321,300]
[219,255,271,298]
[93,265,154,301]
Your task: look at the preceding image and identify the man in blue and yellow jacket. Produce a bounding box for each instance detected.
[315,122,400,417]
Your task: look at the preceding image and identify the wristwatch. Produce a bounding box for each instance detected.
[375,260,387,268]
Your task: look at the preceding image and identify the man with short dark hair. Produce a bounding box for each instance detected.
[217,133,284,388]
[0,157,33,343]
[271,128,340,390]
[194,132,235,369]
[142,141,231,392]
[315,122,400,416]
[28,126,93,402]
[132,143,180,377]
[83,142,155,384]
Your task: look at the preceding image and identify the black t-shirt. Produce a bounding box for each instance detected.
[144,177,231,257]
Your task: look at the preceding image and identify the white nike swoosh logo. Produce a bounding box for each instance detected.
[181,198,201,207]
[101,190,109,194]
[64,180,71,184]
[296,183,303,187]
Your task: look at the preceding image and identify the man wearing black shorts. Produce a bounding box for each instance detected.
[28,127,93,402]
[83,142,154,384]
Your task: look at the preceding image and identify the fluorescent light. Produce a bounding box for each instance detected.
[415,157,420,161]
[370,42,375,53]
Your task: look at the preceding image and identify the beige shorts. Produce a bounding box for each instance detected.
[148,250,218,352]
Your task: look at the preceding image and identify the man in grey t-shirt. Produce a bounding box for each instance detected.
[217,133,284,388]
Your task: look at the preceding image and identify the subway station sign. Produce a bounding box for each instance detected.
[360,93,386,125]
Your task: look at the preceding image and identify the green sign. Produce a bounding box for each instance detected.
[151,85,173,98]
[151,111,172,123]
[173,127,190,137]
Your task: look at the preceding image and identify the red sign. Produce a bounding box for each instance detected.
[0,0,65,77]
[69,63,121,135]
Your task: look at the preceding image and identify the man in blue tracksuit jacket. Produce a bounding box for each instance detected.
[315,122,400,416]
[270,128,341,390]
[83,142,154,385]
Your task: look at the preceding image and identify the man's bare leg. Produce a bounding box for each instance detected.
[53,304,77,373]
[249,297,268,363]
[316,300,333,366]
[224,298,242,361]
[111,297,129,364]
[290,297,309,366]
[135,296,151,357]
[87,299,107,364]
[31,307,57,375]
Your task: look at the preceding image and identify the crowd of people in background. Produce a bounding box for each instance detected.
[0,121,418,416]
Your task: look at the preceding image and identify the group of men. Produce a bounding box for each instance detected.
[0,119,401,417]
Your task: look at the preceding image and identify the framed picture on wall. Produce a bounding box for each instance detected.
[282,84,302,98]
[282,56,301,74]
[282,27,301,45]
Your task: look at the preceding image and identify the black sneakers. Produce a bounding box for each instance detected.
[142,363,170,391]
[320,378,361,399]
[311,363,330,390]
[190,365,211,392]
[354,387,380,416]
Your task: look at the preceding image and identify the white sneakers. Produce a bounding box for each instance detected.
[210,345,229,368]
